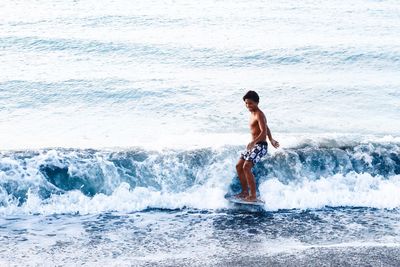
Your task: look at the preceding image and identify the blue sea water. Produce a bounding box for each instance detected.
[1,0,400,266]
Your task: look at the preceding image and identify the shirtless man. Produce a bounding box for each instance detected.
[236,91,280,202]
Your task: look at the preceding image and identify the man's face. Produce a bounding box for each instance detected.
[245,99,258,112]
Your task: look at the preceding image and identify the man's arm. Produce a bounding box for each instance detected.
[264,115,280,148]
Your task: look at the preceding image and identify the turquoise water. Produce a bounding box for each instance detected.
[1,0,400,265]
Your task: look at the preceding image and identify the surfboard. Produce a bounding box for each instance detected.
[225,195,265,206]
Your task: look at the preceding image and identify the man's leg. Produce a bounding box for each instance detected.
[235,159,248,198]
[243,160,257,201]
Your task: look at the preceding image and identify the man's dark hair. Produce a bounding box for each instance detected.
[243,90,259,103]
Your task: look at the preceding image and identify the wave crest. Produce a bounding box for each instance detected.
[0,141,399,214]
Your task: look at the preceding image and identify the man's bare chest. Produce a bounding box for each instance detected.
[249,118,258,129]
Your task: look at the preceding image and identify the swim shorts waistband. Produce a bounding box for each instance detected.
[256,141,268,146]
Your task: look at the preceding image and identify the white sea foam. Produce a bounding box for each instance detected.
[2,171,400,215]
[0,182,229,216]
[260,173,400,210]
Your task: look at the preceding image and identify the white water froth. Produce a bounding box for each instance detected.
[2,172,400,215]
[0,182,229,216]
[260,173,400,210]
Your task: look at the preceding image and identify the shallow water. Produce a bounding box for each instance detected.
[2,208,400,266]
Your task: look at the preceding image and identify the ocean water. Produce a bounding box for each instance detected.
[1,0,400,266]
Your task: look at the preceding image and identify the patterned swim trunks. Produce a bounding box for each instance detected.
[240,141,268,165]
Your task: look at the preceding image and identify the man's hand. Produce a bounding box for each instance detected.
[247,141,255,151]
[271,139,280,148]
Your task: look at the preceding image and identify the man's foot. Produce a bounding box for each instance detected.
[234,192,249,199]
[243,195,257,202]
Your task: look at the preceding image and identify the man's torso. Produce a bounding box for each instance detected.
[249,110,267,142]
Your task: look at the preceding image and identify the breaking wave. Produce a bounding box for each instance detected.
[0,141,399,215]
